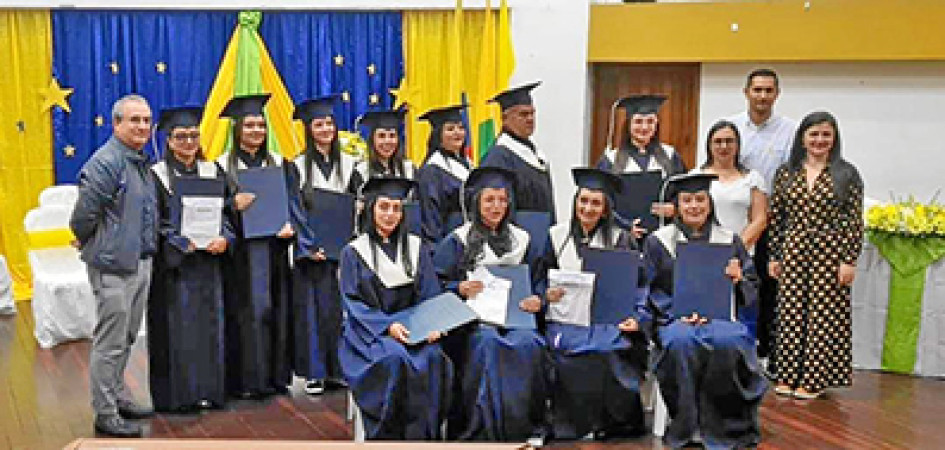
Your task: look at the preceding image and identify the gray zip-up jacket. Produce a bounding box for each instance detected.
[70,136,158,274]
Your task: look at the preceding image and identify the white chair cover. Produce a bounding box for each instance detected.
[38,184,79,208]
[23,205,95,348]
[0,256,14,315]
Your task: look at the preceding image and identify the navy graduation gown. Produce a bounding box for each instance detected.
[339,234,452,440]
[641,223,766,449]
[596,142,687,231]
[148,160,233,411]
[416,150,470,244]
[218,151,301,395]
[540,224,648,439]
[290,150,359,382]
[481,133,556,221]
[433,222,551,441]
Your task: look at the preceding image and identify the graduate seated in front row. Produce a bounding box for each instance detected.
[540,168,648,440]
[433,167,552,443]
[338,177,453,440]
[641,173,767,449]
[148,106,234,412]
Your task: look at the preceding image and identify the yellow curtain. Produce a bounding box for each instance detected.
[0,10,55,301]
[398,9,490,165]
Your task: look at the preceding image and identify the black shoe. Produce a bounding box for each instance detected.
[94,414,142,437]
[305,379,325,395]
[326,377,348,389]
[117,399,154,419]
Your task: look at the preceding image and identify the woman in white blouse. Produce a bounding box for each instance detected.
[699,120,768,254]
[698,120,768,339]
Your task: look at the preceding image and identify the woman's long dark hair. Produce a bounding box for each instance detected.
[227,115,274,175]
[300,116,342,209]
[613,115,672,174]
[701,120,748,173]
[559,188,617,256]
[786,111,862,204]
[459,189,517,273]
[421,121,466,166]
[361,195,414,277]
[367,127,406,177]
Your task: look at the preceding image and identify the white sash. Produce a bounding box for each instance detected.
[292,152,358,193]
[151,160,218,194]
[495,133,548,172]
[602,143,676,176]
[426,151,470,182]
[216,151,284,173]
[454,222,530,266]
[350,233,422,288]
[653,223,734,258]
[549,222,618,271]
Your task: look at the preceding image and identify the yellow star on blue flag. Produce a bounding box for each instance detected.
[39,78,74,113]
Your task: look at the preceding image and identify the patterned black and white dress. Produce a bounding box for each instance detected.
[769,164,863,393]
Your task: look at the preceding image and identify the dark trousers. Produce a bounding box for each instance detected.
[753,229,778,359]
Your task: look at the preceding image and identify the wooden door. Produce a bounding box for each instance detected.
[589,63,701,169]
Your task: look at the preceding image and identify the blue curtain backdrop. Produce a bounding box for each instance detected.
[52,10,403,183]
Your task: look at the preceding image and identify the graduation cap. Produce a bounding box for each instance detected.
[664,172,718,202]
[617,94,666,117]
[489,81,541,111]
[465,166,515,195]
[294,95,338,124]
[572,167,622,202]
[219,93,271,119]
[360,108,407,131]
[361,177,416,200]
[417,103,467,128]
[156,106,203,133]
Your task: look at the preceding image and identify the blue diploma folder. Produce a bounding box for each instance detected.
[307,188,355,260]
[395,292,478,345]
[672,242,735,320]
[173,176,225,198]
[515,211,552,260]
[236,167,290,239]
[485,264,537,329]
[616,171,664,231]
[581,247,640,325]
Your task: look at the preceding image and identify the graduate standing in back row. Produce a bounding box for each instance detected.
[291,95,360,395]
[216,94,299,398]
[415,104,473,244]
[480,82,556,221]
[349,108,416,192]
[148,107,233,412]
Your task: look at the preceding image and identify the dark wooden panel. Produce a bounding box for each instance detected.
[589,63,701,169]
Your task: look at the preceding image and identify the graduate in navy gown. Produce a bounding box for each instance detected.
[480,82,555,222]
[290,95,360,395]
[433,167,551,443]
[349,108,416,192]
[540,168,648,440]
[216,94,299,397]
[339,177,452,440]
[597,95,687,234]
[641,173,766,449]
[415,104,473,244]
[148,107,233,412]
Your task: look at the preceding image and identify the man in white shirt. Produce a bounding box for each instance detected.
[726,69,796,373]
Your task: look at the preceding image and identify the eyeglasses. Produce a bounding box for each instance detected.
[170,132,200,142]
[710,137,738,146]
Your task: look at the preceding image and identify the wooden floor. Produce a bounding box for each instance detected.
[3,302,944,450]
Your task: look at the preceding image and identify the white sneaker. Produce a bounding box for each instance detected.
[305,379,325,395]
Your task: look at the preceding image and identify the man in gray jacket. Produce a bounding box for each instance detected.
[70,94,158,437]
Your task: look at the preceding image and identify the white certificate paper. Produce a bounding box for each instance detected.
[181,196,224,249]
[467,266,511,326]
[547,269,597,326]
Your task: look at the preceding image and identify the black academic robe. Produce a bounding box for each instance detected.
[641,223,767,450]
[217,150,301,396]
[147,158,233,411]
[481,132,556,222]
